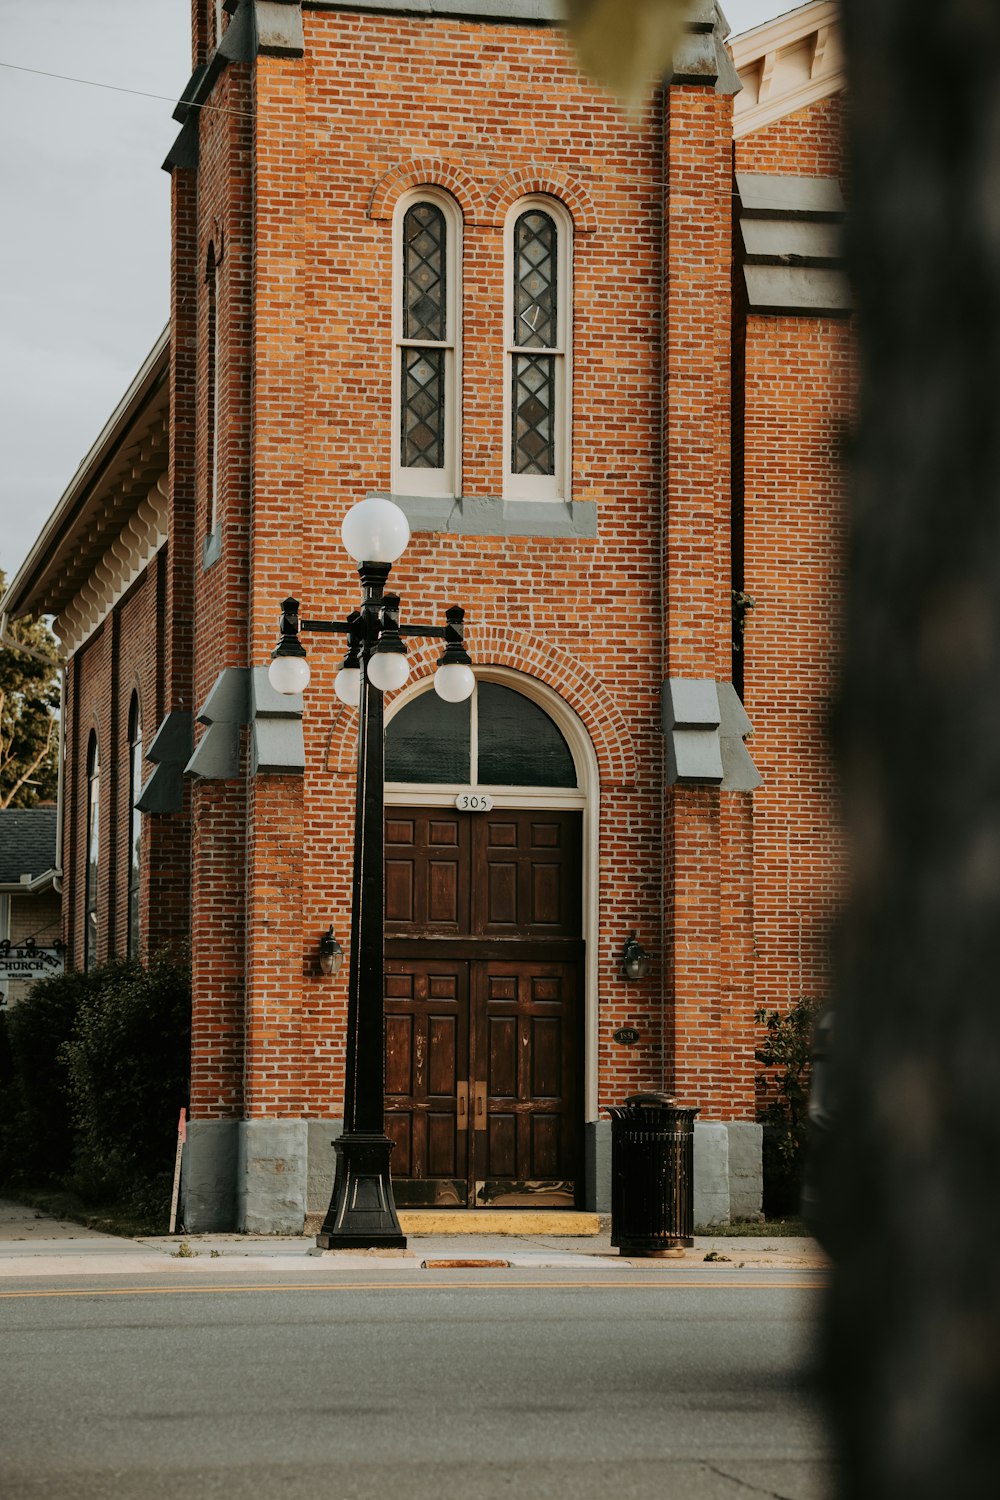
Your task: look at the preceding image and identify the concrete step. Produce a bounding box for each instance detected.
[398,1210,602,1236]
[303,1209,603,1237]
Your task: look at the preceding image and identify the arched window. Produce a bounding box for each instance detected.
[205,241,220,538]
[127,695,142,959]
[393,190,461,497]
[386,680,577,789]
[85,733,100,971]
[505,198,572,501]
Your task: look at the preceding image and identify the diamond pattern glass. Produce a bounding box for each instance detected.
[402,347,445,468]
[404,203,446,341]
[514,210,557,350]
[512,353,555,474]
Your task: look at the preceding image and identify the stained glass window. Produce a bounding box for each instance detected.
[402,348,445,469]
[401,203,447,469]
[514,211,557,348]
[511,210,558,477]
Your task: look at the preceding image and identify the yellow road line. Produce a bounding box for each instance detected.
[0,1278,827,1300]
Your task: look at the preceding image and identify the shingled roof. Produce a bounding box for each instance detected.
[0,807,58,888]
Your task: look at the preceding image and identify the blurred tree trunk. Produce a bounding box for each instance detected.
[828,3,1000,1494]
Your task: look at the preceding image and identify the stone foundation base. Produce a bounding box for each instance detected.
[183,1115,761,1232]
[181,1117,342,1233]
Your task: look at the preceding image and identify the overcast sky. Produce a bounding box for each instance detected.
[0,0,793,593]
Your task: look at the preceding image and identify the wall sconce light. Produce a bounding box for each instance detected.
[621,931,650,980]
[318,925,344,977]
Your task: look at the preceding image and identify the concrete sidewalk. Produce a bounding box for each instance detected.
[0,1198,827,1279]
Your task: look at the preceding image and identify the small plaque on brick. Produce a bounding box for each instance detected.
[613,1026,640,1046]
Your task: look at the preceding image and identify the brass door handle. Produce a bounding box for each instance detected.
[457,1080,469,1132]
[474,1080,487,1131]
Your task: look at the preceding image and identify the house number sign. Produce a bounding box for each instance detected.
[613,1027,641,1046]
[455,791,494,812]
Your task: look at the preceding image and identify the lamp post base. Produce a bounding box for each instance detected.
[315,1134,407,1249]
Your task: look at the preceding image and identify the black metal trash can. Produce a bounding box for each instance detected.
[608,1093,699,1256]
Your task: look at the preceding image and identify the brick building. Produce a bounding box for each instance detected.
[0,0,849,1231]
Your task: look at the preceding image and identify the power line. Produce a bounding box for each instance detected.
[0,60,253,119]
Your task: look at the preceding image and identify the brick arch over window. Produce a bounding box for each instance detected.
[485,170,598,233]
[369,160,486,223]
[322,631,637,789]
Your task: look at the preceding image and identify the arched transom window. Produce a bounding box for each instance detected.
[386,680,577,790]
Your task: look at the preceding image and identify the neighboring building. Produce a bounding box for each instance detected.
[0,807,61,1009]
[0,0,850,1231]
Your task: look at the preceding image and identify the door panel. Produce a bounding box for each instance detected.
[384,957,469,1207]
[385,807,582,1208]
[474,958,577,1206]
[385,812,471,935]
[473,812,581,937]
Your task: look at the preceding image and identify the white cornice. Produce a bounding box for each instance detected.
[54,472,169,656]
[729,2,844,139]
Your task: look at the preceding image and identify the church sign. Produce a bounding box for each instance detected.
[0,942,65,983]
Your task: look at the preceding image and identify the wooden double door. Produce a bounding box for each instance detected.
[383,807,583,1208]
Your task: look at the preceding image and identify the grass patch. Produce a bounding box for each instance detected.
[3,1185,168,1239]
[695,1216,809,1237]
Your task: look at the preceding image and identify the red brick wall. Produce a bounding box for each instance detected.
[185,54,254,1122]
[660,84,756,1121]
[736,92,846,179]
[741,315,852,1014]
[227,11,674,1120]
[63,566,177,969]
[176,10,806,1132]
[736,94,852,1018]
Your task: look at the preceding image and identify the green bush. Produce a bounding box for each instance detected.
[0,952,190,1220]
[0,968,88,1185]
[60,951,191,1206]
[755,996,821,1217]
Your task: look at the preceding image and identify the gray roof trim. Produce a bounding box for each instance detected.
[743,264,852,316]
[0,869,59,896]
[737,171,851,317]
[736,171,845,221]
[741,217,842,266]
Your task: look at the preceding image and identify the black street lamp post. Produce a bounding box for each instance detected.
[268,497,474,1249]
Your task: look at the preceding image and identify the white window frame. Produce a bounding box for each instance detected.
[503,195,573,503]
[127,694,142,961]
[206,247,221,538]
[85,733,100,972]
[391,187,462,500]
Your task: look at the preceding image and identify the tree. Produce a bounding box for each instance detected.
[0,569,60,807]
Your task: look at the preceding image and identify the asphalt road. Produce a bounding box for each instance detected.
[2,1270,831,1500]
